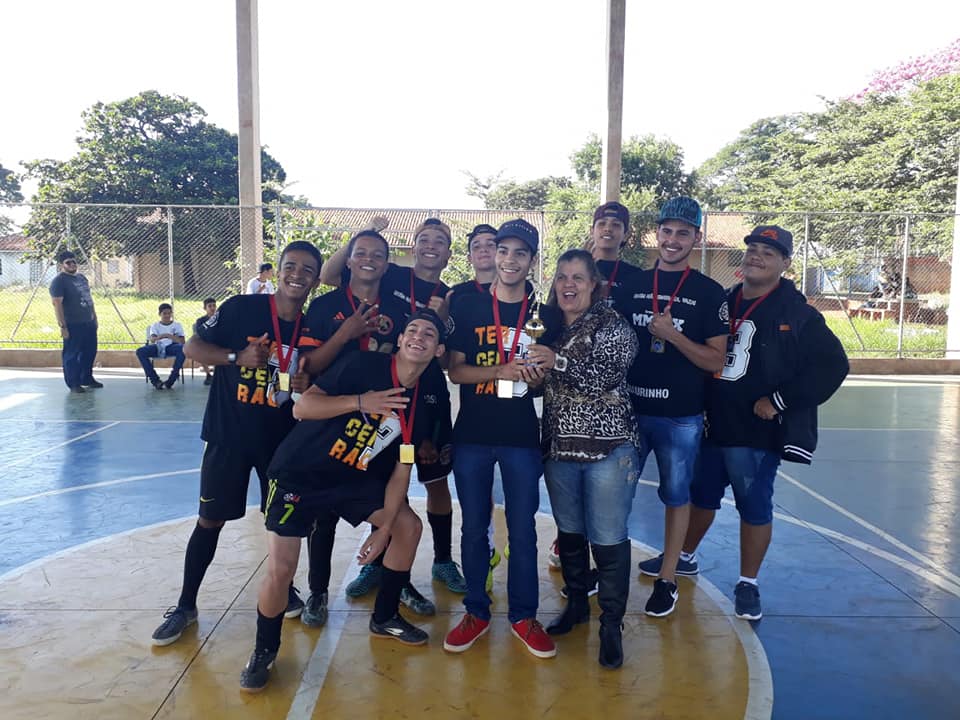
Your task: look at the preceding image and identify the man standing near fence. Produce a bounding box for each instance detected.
[246,263,275,294]
[49,250,102,393]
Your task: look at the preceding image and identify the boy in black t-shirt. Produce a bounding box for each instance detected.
[150,242,322,647]
[239,312,448,692]
[616,197,728,619]
[591,201,643,303]
[194,297,218,386]
[447,223,498,309]
[320,220,463,610]
[444,219,562,660]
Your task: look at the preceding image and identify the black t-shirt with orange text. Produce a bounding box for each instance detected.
[267,351,450,487]
[448,293,561,448]
[343,263,449,317]
[197,294,308,451]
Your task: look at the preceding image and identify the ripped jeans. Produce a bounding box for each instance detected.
[545,442,639,545]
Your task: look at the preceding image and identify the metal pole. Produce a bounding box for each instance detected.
[167,206,176,306]
[946,149,960,358]
[896,215,911,358]
[599,0,625,203]
[801,214,810,295]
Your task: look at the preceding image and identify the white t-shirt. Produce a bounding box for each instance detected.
[147,320,185,357]
[246,277,275,294]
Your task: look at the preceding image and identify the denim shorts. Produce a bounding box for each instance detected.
[636,414,704,507]
[690,441,781,525]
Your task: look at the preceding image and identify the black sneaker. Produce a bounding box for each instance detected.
[399,583,436,616]
[734,581,762,620]
[163,376,178,389]
[369,613,428,645]
[645,578,679,617]
[82,379,104,389]
[69,386,86,394]
[285,585,305,619]
[151,606,198,646]
[239,647,278,692]
[203,374,213,386]
[638,553,699,577]
[150,378,164,390]
[560,567,600,599]
[301,591,328,628]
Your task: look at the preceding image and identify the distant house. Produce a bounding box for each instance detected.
[0,235,44,287]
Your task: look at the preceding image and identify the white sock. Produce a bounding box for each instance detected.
[738,575,758,586]
[487,519,495,547]
[680,551,696,562]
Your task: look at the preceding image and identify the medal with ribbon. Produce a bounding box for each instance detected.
[390,355,419,464]
[492,287,529,399]
[269,294,302,400]
[649,263,691,353]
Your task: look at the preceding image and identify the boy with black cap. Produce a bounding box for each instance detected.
[239,311,451,692]
[444,219,563,659]
[50,250,102,392]
[590,201,643,300]
[681,225,848,620]
[618,197,729,618]
[447,223,499,307]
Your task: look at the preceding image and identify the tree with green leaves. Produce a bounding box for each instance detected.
[0,162,24,236]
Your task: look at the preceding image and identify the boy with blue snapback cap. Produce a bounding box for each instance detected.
[616,197,729,618]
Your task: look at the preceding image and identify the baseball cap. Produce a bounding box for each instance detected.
[495,219,539,254]
[57,250,77,263]
[403,309,447,344]
[467,223,498,241]
[658,197,702,229]
[593,201,630,228]
[413,217,452,246]
[744,225,793,257]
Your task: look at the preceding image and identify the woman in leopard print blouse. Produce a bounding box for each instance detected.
[526,249,639,670]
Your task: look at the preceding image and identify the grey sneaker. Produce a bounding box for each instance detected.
[734,581,762,620]
[239,647,278,692]
[637,553,699,577]
[285,585,305,619]
[369,613,428,645]
[345,564,383,598]
[301,591,329,628]
[400,583,436,616]
[151,606,198,646]
[432,560,468,593]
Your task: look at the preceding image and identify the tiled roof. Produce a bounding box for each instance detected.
[0,234,27,252]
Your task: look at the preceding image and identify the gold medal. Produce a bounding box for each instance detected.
[400,443,415,464]
[650,337,666,354]
[277,371,290,391]
[497,378,514,398]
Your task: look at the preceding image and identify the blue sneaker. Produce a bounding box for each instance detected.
[400,583,436,616]
[637,553,699,578]
[345,564,382,598]
[734,581,762,620]
[432,560,468,594]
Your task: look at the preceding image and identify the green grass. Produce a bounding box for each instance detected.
[0,288,204,349]
[823,313,946,358]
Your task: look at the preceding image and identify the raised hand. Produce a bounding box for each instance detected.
[358,387,410,417]
[236,332,271,367]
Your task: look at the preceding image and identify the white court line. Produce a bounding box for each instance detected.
[6,421,120,468]
[776,469,960,588]
[0,468,199,508]
[0,418,201,424]
[287,530,371,720]
[0,392,43,413]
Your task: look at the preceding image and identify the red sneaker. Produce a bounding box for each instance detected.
[443,613,490,653]
[510,618,557,658]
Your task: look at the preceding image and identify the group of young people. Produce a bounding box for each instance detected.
[145,196,848,692]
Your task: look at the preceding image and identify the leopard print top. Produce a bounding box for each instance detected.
[543,301,638,461]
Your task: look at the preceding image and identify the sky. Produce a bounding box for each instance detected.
[3,1,959,210]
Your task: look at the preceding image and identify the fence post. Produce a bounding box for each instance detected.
[273,201,283,257]
[166,206,175,307]
[896,215,911,358]
[700,211,708,273]
[801,214,810,295]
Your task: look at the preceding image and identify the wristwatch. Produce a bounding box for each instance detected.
[226,351,238,364]
[553,354,568,372]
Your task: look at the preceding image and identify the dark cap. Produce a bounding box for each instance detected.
[744,225,793,257]
[593,201,630,228]
[467,223,498,242]
[57,250,76,263]
[403,309,447,344]
[495,219,539,254]
[658,197,703,229]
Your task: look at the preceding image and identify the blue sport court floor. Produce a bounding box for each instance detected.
[0,367,957,719]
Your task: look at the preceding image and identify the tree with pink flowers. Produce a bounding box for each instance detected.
[850,38,960,100]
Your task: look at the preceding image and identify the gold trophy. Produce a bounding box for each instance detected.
[498,288,546,398]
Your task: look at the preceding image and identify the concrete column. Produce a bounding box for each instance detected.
[600,0,625,204]
[947,150,960,358]
[236,0,263,282]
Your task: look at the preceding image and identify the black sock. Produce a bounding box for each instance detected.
[308,513,337,595]
[428,511,453,564]
[373,567,410,623]
[177,522,222,610]
[255,607,284,653]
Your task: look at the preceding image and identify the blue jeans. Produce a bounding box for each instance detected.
[636,413,704,507]
[544,443,639,545]
[453,443,542,623]
[62,320,98,388]
[136,343,185,380]
[690,441,781,525]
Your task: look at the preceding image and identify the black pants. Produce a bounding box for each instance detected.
[62,321,98,388]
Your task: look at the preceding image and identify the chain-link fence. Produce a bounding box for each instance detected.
[1,203,955,357]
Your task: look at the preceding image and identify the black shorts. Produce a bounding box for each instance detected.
[415,439,452,484]
[198,442,273,521]
[264,475,386,537]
